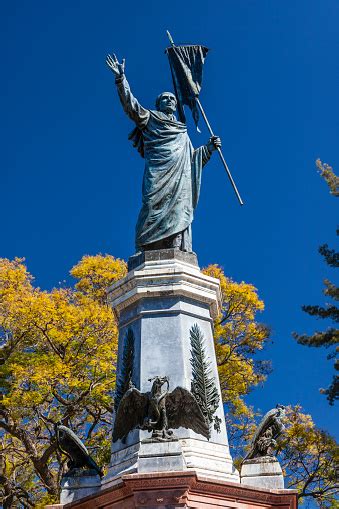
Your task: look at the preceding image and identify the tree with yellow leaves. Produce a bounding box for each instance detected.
[203,264,271,441]
[1,255,126,507]
[204,265,338,508]
[279,406,338,508]
[1,255,337,507]
[1,257,270,505]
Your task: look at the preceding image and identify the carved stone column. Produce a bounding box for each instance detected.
[103,249,239,490]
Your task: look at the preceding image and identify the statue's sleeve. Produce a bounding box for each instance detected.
[115,75,150,129]
[191,145,211,209]
[194,145,211,168]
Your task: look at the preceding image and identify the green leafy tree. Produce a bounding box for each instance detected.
[293,161,339,404]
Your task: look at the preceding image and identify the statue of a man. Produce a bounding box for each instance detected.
[106,53,221,253]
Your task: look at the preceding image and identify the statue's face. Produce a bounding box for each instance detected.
[157,93,177,114]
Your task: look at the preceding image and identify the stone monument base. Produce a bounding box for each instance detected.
[240,457,284,489]
[45,470,297,509]
[105,438,237,485]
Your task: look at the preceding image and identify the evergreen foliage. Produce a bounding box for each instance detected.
[189,323,220,435]
[316,159,339,197]
[293,161,339,404]
[114,328,135,411]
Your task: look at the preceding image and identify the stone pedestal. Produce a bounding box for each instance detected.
[59,474,101,504]
[49,471,297,509]
[241,457,284,489]
[44,250,295,509]
[105,249,239,487]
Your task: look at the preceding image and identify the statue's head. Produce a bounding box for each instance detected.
[155,92,177,114]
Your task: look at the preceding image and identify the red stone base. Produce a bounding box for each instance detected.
[46,471,298,509]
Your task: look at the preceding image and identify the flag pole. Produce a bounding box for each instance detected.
[166,31,244,206]
[195,98,244,206]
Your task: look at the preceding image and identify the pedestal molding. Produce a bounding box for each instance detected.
[58,471,297,509]
[107,251,237,489]
[107,258,222,320]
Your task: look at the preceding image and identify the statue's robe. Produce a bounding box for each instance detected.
[115,76,211,252]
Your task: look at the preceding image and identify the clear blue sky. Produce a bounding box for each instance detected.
[2,1,338,438]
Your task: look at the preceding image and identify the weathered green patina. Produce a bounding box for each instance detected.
[106,54,220,252]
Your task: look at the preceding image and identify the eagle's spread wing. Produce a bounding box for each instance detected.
[245,407,285,460]
[57,424,89,458]
[113,387,148,442]
[250,408,283,446]
[55,424,103,476]
[166,386,209,439]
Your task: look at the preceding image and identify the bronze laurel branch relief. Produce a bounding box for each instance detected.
[189,323,222,436]
[112,324,223,443]
[114,328,135,413]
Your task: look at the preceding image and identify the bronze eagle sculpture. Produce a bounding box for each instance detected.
[113,376,209,442]
[244,404,286,460]
[54,422,103,477]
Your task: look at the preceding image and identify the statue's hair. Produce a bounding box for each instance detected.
[155,92,177,110]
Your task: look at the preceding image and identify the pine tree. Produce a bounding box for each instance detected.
[293,161,339,404]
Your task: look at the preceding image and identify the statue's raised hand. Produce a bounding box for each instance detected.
[106,53,125,78]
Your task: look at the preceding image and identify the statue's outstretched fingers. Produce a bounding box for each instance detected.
[106,55,115,67]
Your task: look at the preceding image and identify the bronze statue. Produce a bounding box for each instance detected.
[112,376,209,442]
[106,53,221,253]
[54,422,103,477]
[244,404,286,460]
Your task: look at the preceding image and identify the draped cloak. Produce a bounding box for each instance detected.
[116,76,211,252]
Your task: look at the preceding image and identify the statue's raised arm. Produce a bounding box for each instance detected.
[106,53,150,129]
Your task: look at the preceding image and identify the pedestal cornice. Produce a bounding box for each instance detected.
[107,250,222,320]
[56,470,298,509]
